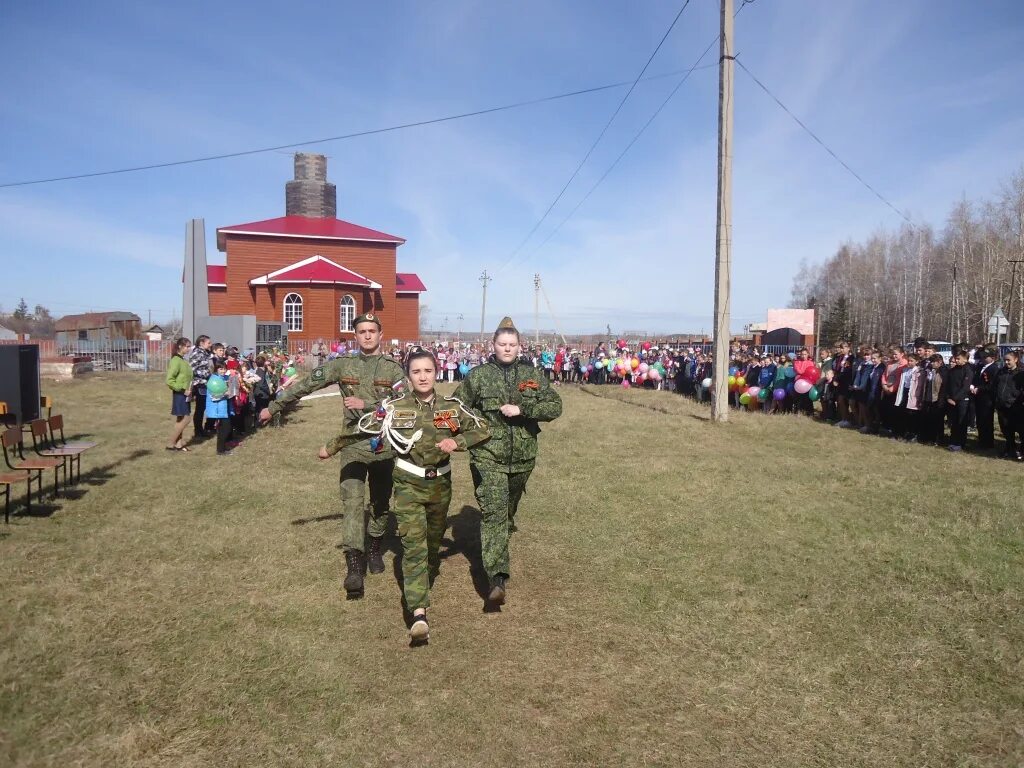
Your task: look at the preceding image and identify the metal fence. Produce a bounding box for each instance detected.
[0,339,175,372]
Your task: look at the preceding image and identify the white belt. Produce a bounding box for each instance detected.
[395,458,451,479]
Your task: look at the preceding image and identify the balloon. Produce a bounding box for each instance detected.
[809,367,821,381]
[631,358,640,370]
[284,366,297,377]
[617,339,627,350]
[784,367,796,378]
[649,369,661,381]
[587,364,593,372]
[808,386,820,402]
[207,377,227,398]
[642,341,652,351]
[787,352,796,360]
[702,377,712,389]
[773,387,787,401]
[757,388,770,401]
[622,379,631,388]
[639,363,649,374]
[459,363,470,375]
[594,360,603,369]
[736,376,746,387]
[794,378,812,394]
[747,386,760,398]
[739,393,751,405]
[729,366,738,376]
[727,375,736,387]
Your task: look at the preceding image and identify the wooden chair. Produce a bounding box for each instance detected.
[40,396,53,421]
[1,426,55,512]
[0,469,32,523]
[29,419,74,489]
[47,415,98,485]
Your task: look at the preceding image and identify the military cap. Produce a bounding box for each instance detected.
[495,316,519,333]
[353,312,382,330]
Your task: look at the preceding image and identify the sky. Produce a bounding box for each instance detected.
[2,0,1023,335]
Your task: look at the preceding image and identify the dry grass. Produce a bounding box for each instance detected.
[1,374,1022,767]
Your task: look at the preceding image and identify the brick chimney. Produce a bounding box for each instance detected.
[285,153,337,218]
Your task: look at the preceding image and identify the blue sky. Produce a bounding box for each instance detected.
[2,0,1023,334]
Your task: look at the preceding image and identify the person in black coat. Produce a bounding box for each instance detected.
[945,350,973,451]
[971,347,999,450]
[993,350,1024,460]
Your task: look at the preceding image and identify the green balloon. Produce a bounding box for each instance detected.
[808,386,820,402]
[207,377,227,398]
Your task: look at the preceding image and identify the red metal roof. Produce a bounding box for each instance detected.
[250,255,382,289]
[217,215,405,250]
[395,273,427,293]
[207,265,227,286]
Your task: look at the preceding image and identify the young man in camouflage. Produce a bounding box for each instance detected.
[259,313,404,598]
[328,347,490,641]
[453,317,562,606]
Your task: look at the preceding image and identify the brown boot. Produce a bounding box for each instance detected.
[343,550,365,598]
[367,536,385,575]
[487,575,507,606]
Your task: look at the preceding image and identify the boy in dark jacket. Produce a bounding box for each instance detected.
[945,350,973,451]
[994,350,1024,460]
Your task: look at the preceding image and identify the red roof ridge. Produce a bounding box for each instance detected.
[216,215,405,251]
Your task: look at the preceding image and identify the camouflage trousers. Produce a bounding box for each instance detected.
[393,471,452,611]
[471,465,532,578]
[339,441,395,553]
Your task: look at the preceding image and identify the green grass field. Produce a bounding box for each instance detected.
[1,374,1022,767]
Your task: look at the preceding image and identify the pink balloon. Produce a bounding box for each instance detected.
[794,378,812,394]
[649,369,661,381]
[639,363,649,374]
[622,379,631,388]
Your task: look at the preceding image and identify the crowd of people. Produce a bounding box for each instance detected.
[671,338,1024,460]
[165,335,307,454]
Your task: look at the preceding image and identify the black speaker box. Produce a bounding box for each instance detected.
[0,344,41,425]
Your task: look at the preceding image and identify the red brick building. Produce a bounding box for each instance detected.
[207,154,424,344]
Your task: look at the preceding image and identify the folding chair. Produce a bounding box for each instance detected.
[1,426,55,511]
[47,415,98,485]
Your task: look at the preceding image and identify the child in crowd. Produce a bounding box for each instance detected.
[205,359,235,456]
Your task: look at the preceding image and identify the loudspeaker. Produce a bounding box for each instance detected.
[0,345,41,424]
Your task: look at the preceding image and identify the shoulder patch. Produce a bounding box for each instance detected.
[311,366,326,382]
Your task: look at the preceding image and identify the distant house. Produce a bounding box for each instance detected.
[54,312,141,347]
[144,324,165,341]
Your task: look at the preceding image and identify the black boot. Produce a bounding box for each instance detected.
[367,536,385,575]
[488,574,507,606]
[343,550,365,598]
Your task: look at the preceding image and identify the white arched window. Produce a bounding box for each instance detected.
[283,292,303,332]
[340,294,356,333]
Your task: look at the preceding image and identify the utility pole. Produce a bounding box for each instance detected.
[479,270,491,342]
[534,274,541,346]
[711,0,734,422]
[814,303,824,357]
[949,261,957,342]
[1008,259,1023,342]
[457,313,464,345]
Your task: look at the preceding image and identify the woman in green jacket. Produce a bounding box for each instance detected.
[165,337,193,451]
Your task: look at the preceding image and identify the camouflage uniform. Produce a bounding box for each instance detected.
[381,393,490,610]
[269,351,404,553]
[453,357,562,578]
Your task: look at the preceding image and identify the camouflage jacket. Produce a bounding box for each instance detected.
[268,353,404,449]
[453,357,562,472]
[327,392,490,463]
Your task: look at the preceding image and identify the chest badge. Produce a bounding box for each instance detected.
[433,409,461,431]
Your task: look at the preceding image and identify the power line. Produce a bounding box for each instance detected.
[0,64,716,190]
[734,58,915,228]
[496,0,695,272]
[507,0,754,270]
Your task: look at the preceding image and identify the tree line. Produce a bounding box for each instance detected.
[0,299,56,339]
[790,166,1024,346]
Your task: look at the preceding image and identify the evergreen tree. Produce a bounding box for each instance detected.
[8,298,33,336]
[820,296,857,346]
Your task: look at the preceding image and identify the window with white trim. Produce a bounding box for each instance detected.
[283,292,303,332]
[340,294,356,333]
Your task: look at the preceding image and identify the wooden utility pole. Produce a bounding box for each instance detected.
[479,270,490,342]
[1008,259,1023,342]
[534,274,541,346]
[711,0,734,422]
